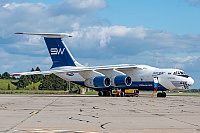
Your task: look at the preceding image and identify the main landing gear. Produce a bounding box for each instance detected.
[152,77,166,97]
[98,91,111,97]
[151,85,166,97]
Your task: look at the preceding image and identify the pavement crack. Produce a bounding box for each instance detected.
[100,122,111,129]
[92,115,99,118]
[167,116,200,128]
[92,106,99,109]
[68,117,89,123]
[7,97,60,132]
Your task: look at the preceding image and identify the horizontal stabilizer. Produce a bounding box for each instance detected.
[11,71,52,76]
[15,32,72,38]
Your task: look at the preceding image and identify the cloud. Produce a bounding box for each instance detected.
[57,0,106,11]
[186,0,200,7]
[2,65,14,70]
[0,0,107,35]
[0,0,108,72]
[68,26,200,55]
[173,56,199,64]
[0,0,199,88]
[68,26,147,48]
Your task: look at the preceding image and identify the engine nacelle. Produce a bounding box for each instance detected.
[84,76,111,88]
[111,75,132,87]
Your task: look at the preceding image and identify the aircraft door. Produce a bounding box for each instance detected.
[153,77,159,89]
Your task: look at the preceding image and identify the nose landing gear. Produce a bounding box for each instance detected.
[157,92,166,97]
[152,77,166,97]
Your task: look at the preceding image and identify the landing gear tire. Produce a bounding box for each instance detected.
[103,91,111,96]
[135,94,139,97]
[120,92,124,97]
[157,92,166,97]
[98,91,111,97]
[98,91,103,96]
[162,92,166,97]
[107,91,111,96]
[157,93,162,97]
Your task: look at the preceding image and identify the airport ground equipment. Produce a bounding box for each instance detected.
[110,88,139,97]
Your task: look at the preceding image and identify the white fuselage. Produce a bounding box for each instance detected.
[53,64,194,91]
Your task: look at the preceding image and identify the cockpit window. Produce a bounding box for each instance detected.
[180,71,185,75]
[173,71,189,78]
[173,71,185,75]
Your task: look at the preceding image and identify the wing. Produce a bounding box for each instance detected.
[11,64,142,77]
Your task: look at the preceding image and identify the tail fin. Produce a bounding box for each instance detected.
[15,32,83,68]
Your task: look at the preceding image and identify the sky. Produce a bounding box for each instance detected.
[0,0,200,89]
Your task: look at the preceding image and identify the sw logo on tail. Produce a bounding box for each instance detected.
[50,48,65,55]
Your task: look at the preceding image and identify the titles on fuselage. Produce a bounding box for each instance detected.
[152,72,165,77]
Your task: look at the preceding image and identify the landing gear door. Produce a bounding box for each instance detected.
[153,77,159,88]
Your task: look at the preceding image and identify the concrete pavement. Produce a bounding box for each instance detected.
[0,94,199,133]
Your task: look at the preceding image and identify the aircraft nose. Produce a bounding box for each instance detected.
[188,77,194,86]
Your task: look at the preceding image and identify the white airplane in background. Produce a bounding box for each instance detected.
[12,32,194,97]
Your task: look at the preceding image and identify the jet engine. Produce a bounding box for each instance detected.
[84,76,111,88]
[111,75,132,87]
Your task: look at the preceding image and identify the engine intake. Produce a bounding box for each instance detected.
[84,76,111,88]
[111,75,132,87]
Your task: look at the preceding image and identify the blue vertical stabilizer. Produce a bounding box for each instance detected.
[44,37,76,68]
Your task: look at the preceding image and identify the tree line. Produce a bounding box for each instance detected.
[0,67,81,92]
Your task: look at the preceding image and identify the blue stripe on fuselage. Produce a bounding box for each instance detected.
[71,81,168,91]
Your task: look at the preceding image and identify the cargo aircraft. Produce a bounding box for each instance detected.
[12,32,194,97]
